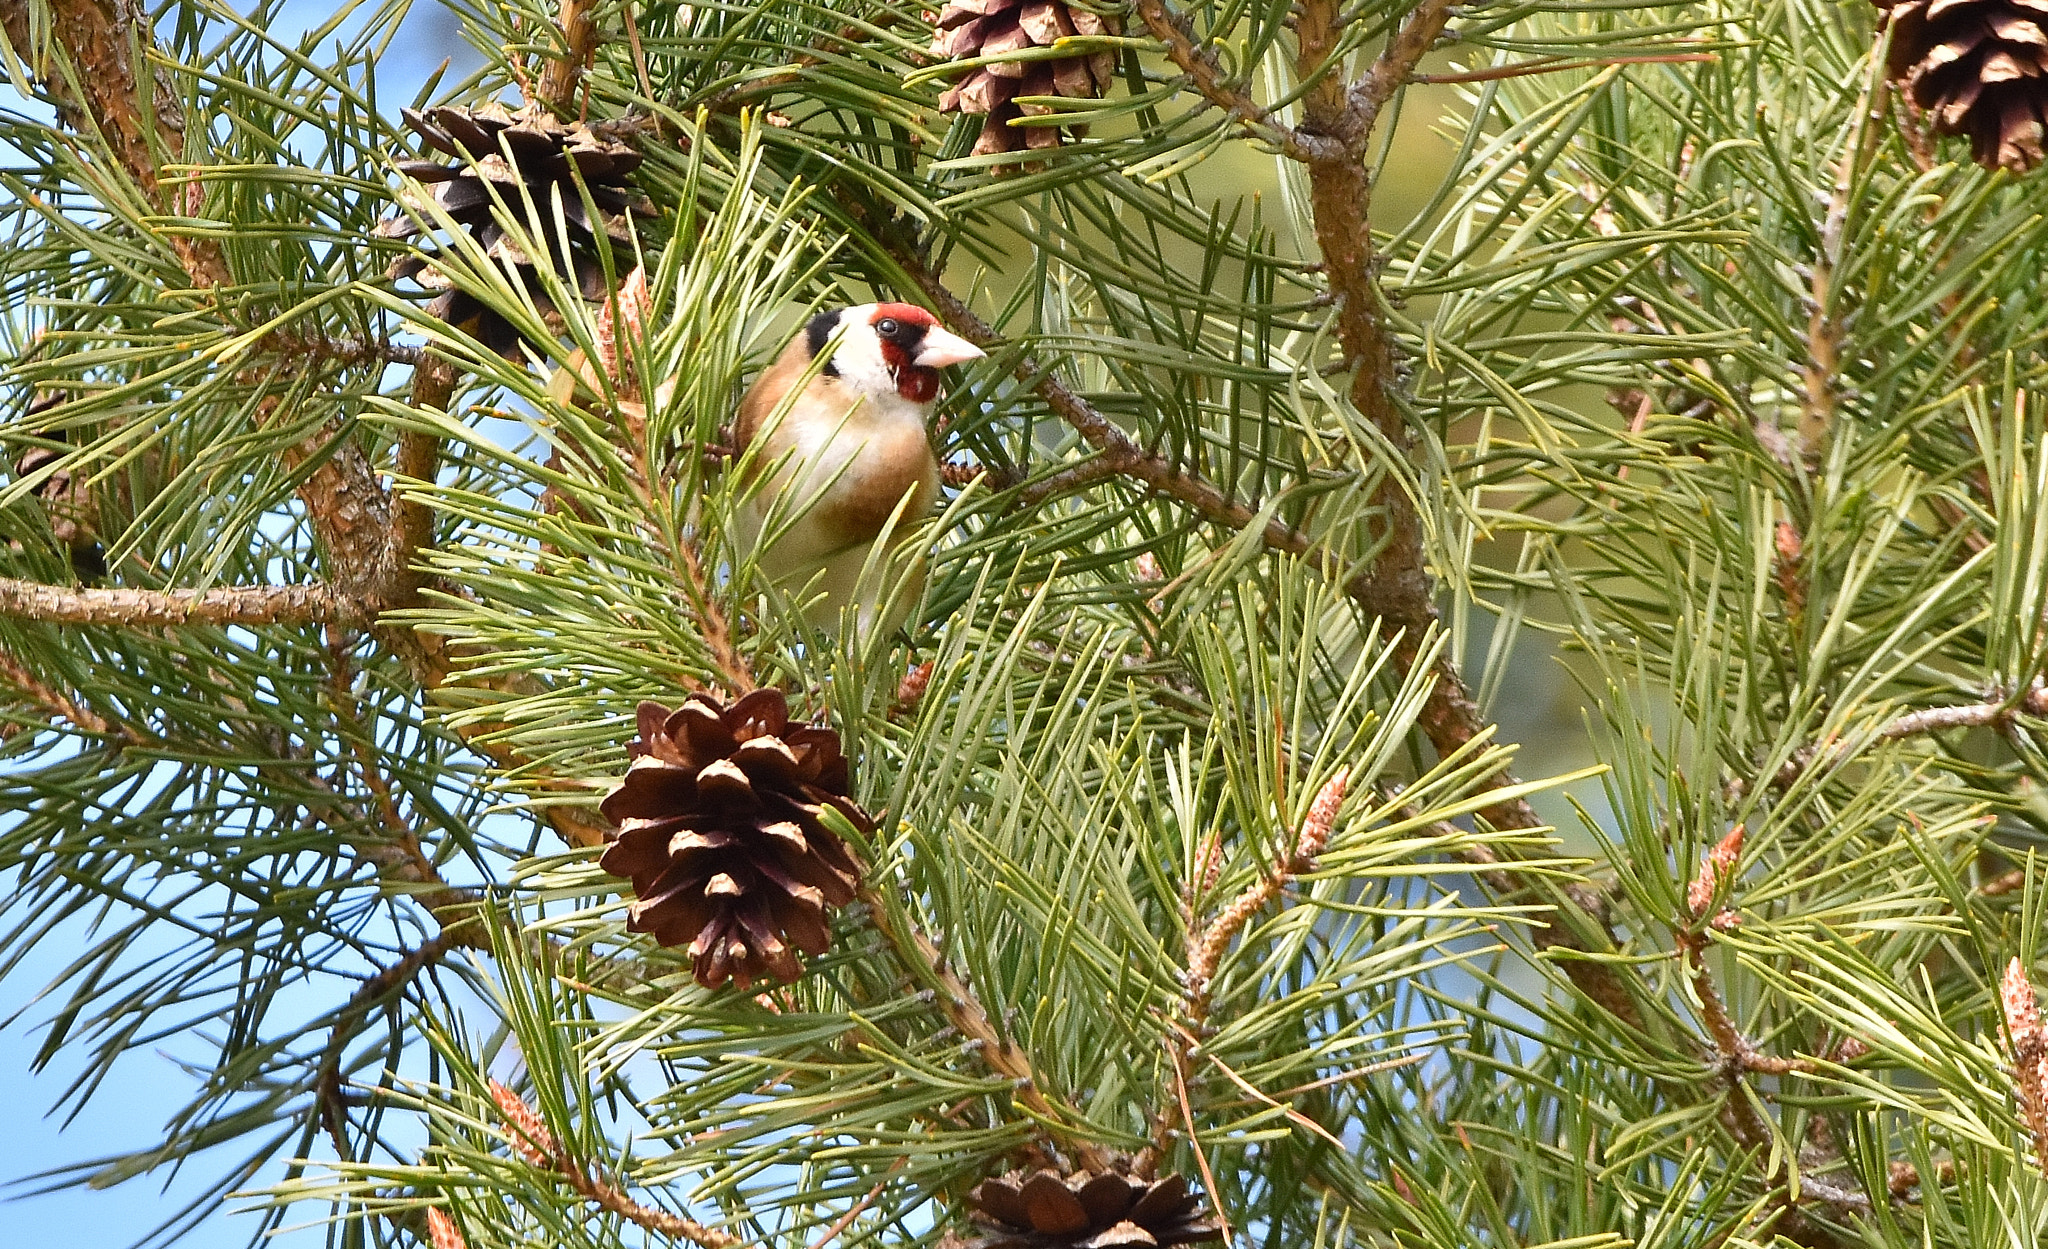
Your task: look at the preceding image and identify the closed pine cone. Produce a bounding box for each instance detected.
[1877,0,2048,170]
[953,1168,1223,1249]
[932,0,1119,156]
[599,690,868,990]
[379,103,655,357]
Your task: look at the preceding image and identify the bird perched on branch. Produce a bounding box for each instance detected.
[735,302,984,635]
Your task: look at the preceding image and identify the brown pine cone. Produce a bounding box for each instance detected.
[380,103,656,357]
[1876,0,2048,170]
[955,1168,1223,1249]
[931,0,1120,157]
[599,690,869,990]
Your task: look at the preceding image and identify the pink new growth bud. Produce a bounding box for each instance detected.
[1687,825,1745,919]
[426,1207,467,1249]
[489,1079,558,1168]
[1194,831,1224,896]
[1296,768,1350,863]
[595,265,651,389]
[1135,551,1163,582]
[2006,958,2042,1049]
[2003,957,2048,1180]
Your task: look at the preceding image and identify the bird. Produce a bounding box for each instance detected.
[733,302,984,635]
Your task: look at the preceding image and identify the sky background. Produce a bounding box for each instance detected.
[0,3,1609,1243]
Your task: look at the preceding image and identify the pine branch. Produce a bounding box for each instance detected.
[0,576,356,627]
[860,886,1116,1171]
[318,934,460,1157]
[488,1081,743,1248]
[1774,685,2048,785]
[1127,0,1336,159]
[3,0,233,286]
[536,0,600,110]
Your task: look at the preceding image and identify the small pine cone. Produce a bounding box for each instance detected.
[957,1168,1223,1249]
[381,104,656,357]
[599,690,870,990]
[932,0,1120,157]
[1875,0,2048,171]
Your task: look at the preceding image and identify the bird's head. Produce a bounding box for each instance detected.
[806,303,985,407]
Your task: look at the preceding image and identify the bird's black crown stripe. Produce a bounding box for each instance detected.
[805,308,843,377]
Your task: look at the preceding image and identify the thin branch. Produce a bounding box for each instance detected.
[860,886,1115,1171]
[535,0,599,110]
[0,644,114,736]
[0,575,356,627]
[1127,0,1337,160]
[1774,685,2048,785]
[489,1081,744,1249]
[317,935,458,1158]
[1340,0,1457,148]
[878,226,1324,563]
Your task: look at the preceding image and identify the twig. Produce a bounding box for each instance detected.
[0,576,356,628]
[1143,771,1347,1175]
[1408,52,1715,86]
[0,645,115,736]
[317,935,458,1157]
[489,1080,744,1248]
[1127,0,1336,160]
[804,1158,907,1249]
[536,0,599,110]
[859,886,1114,1170]
[1774,685,2048,786]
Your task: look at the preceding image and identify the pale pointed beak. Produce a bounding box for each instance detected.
[913,326,986,369]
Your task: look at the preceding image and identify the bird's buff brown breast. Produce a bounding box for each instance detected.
[814,423,938,546]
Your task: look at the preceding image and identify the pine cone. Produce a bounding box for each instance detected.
[380,103,656,357]
[1877,0,2048,170]
[931,0,1120,157]
[956,1169,1223,1249]
[599,690,869,990]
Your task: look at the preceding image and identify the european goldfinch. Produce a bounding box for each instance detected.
[734,302,984,635]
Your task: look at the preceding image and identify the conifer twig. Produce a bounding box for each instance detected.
[1126,0,1336,160]
[488,1080,744,1248]
[0,576,356,627]
[859,886,1114,1170]
[317,935,459,1157]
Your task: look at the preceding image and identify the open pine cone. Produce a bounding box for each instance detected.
[956,1169,1223,1249]
[599,691,869,990]
[380,103,656,357]
[931,0,1119,157]
[1876,0,2048,170]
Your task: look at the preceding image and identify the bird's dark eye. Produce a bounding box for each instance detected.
[876,317,900,336]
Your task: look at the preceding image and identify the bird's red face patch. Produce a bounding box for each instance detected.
[869,304,942,403]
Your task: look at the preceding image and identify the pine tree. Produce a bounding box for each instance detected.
[2,0,2047,1245]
